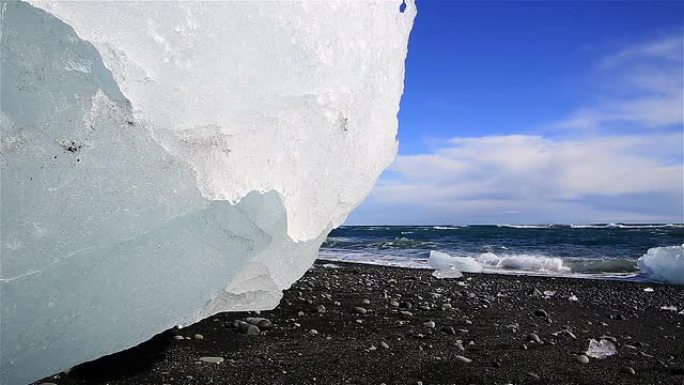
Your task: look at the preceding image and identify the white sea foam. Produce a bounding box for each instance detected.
[319,248,642,279]
[318,249,428,269]
[495,223,683,229]
[637,245,684,285]
[496,224,556,229]
[477,252,570,273]
[571,223,683,229]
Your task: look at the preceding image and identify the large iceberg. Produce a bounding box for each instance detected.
[0,2,416,384]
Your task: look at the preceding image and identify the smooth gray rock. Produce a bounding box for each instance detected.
[199,357,224,364]
[455,355,472,364]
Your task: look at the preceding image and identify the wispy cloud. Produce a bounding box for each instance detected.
[556,35,683,131]
[349,34,684,224]
[601,35,682,68]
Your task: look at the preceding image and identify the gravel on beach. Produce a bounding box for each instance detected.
[35,262,684,385]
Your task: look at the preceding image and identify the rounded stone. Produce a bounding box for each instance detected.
[199,356,224,364]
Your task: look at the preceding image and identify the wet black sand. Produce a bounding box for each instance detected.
[36,262,684,385]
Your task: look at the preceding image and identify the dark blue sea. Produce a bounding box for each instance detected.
[318,224,684,282]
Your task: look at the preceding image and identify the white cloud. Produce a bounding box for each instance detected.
[555,35,683,130]
[601,35,682,68]
[378,132,682,200]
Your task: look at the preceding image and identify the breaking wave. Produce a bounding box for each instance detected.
[497,223,683,229]
[476,252,570,273]
[320,225,683,283]
[319,249,642,277]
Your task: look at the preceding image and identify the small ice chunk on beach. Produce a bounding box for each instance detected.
[432,268,463,279]
[586,339,617,359]
[429,250,483,273]
[321,263,342,269]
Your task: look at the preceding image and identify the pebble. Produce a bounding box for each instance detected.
[455,355,472,364]
[354,307,368,314]
[423,321,436,328]
[174,335,185,340]
[236,322,261,335]
[527,333,542,344]
[193,334,204,340]
[577,355,590,364]
[600,335,617,343]
[389,300,400,307]
[380,341,390,349]
[362,299,371,305]
[199,356,224,364]
[623,367,636,375]
[309,329,319,336]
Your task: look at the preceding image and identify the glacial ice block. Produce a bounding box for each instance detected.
[0,1,416,384]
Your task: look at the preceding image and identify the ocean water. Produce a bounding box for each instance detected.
[318,224,684,282]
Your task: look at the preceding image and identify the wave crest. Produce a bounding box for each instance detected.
[477,252,570,273]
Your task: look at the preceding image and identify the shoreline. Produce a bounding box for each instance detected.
[318,257,647,283]
[35,261,684,385]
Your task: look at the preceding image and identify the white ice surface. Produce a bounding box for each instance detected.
[429,250,483,275]
[586,339,618,359]
[637,245,684,285]
[0,2,416,384]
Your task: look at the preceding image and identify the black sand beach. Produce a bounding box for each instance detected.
[36,262,684,385]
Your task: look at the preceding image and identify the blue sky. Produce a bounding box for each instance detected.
[347,0,684,225]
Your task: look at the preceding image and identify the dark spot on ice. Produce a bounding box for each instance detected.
[61,140,82,153]
[126,120,135,126]
[339,116,349,132]
[400,0,407,13]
